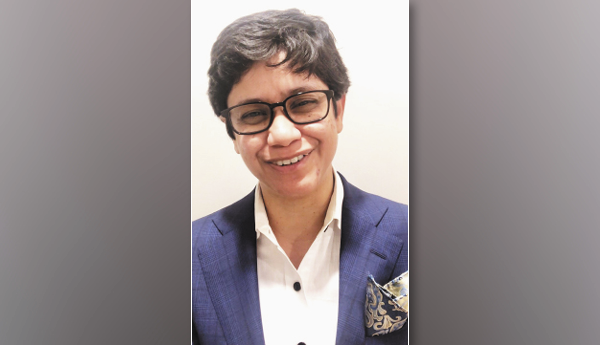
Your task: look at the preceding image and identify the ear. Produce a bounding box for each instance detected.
[334,94,346,134]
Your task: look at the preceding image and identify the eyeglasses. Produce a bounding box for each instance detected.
[220,90,334,135]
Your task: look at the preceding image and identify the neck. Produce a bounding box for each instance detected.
[260,170,335,268]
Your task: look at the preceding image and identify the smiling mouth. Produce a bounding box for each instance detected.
[273,153,308,167]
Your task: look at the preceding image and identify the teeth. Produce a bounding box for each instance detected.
[275,154,306,166]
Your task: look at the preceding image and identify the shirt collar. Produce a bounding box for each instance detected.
[254,168,344,240]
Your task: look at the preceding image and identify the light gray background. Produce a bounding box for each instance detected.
[192,2,409,220]
[2,1,600,344]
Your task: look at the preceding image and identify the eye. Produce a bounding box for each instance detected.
[241,110,267,119]
[236,107,269,125]
[290,98,318,110]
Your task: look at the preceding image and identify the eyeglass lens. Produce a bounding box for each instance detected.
[229,91,329,134]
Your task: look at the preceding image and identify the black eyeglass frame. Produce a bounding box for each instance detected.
[220,90,335,136]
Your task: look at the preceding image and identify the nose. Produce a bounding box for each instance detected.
[267,108,301,146]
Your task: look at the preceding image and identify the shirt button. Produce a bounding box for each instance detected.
[293,282,301,291]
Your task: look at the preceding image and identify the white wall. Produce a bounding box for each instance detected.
[192,1,409,220]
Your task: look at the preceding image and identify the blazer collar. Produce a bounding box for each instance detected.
[336,174,401,344]
[198,190,266,345]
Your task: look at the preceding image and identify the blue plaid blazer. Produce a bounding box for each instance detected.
[192,175,408,345]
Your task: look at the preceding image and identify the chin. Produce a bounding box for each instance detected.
[270,178,319,199]
[259,166,332,199]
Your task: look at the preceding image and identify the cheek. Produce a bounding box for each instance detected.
[324,125,340,155]
[235,137,263,163]
[304,123,339,144]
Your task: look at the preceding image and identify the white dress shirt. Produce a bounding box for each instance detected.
[255,171,344,345]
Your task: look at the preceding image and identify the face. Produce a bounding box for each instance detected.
[226,58,345,200]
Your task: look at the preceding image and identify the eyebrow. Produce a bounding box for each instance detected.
[232,87,317,107]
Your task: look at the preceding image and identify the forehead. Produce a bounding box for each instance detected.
[227,61,328,107]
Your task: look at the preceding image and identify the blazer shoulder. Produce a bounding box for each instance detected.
[361,192,408,235]
[339,173,407,220]
[364,191,407,214]
[192,190,255,243]
[376,195,408,221]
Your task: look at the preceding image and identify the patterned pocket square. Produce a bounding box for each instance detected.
[365,271,408,336]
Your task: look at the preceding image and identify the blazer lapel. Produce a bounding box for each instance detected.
[336,176,402,344]
[198,191,265,345]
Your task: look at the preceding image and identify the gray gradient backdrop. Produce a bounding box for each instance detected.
[2,1,600,344]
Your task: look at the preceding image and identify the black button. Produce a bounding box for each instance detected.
[298,342,306,345]
[293,282,301,291]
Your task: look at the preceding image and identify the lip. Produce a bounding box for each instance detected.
[267,150,313,164]
[266,150,313,171]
